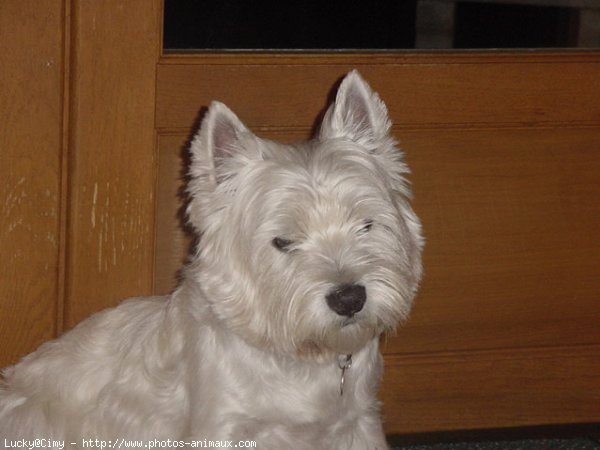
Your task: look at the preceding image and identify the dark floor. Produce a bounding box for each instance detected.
[389,426,600,450]
[393,437,600,449]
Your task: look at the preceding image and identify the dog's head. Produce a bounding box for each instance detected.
[187,71,423,358]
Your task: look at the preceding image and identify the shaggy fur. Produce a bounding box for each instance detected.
[0,71,423,449]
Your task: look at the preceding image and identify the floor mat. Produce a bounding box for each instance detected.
[393,437,600,450]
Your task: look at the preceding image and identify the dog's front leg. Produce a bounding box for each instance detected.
[340,415,390,450]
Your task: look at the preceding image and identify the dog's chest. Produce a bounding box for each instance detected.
[252,362,343,413]
[228,352,373,428]
[220,358,366,443]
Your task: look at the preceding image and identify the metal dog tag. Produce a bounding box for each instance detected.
[338,354,353,396]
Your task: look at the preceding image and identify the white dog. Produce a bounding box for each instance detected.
[0,71,423,449]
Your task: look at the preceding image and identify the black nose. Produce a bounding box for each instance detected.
[326,284,366,317]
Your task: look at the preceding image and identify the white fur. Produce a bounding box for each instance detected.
[0,71,423,449]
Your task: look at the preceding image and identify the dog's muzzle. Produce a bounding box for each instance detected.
[326,284,366,317]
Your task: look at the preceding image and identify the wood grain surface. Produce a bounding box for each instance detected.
[156,52,600,131]
[380,344,600,434]
[0,0,65,365]
[63,0,161,328]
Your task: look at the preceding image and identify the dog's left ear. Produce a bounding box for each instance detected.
[319,70,392,148]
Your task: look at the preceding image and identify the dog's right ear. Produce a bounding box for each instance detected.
[187,102,259,228]
[189,101,251,189]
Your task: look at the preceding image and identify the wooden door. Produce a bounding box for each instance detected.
[1,0,160,364]
[0,0,160,362]
[1,0,599,436]
[1,0,65,364]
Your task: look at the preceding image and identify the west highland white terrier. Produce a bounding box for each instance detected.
[0,71,423,449]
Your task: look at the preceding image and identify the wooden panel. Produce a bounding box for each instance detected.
[155,128,600,353]
[65,0,161,327]
[391,127,600,353]
[0,1,64,366]
[380,345,600,434]
[154,134,193,294]
[156,53,600,131]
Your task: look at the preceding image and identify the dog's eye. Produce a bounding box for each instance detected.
[358,220,373,234]
[272,237,294,252]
